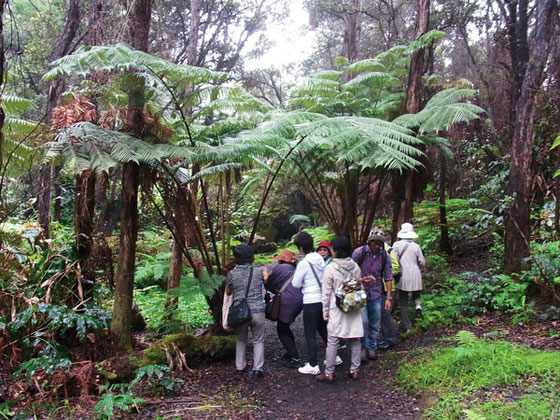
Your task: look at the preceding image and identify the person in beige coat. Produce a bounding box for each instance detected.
[316,237,364,383]
[393,223,425,332]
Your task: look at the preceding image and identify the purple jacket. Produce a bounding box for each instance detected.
[265,263,303,324]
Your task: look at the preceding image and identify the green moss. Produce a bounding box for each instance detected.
[139,333,236,367]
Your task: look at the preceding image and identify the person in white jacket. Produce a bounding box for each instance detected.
[292,231,328,375]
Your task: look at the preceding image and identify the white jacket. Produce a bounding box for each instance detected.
[291,252,326,304]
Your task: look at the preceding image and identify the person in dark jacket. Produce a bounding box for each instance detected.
[226,244,265,379]
[265,249,303,365]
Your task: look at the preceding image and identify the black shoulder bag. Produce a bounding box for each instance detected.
[227,267,253,328]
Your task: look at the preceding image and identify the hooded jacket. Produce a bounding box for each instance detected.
[321,257,364,338]
[291,252,326,304]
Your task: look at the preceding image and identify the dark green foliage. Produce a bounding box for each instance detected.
[94,383,144,420]
[521,241,560,305]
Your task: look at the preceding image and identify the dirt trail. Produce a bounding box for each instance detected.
[139,315,424,419]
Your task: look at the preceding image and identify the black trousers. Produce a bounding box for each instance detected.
[380,292,397,344]
[302,302,328,367]
[277,320,299,359]
[399,290,421,331]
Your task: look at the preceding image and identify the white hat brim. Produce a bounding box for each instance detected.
[397,231,418,239]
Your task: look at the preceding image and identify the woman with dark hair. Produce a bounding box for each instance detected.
[226,244,266,379]
[291,231,328,375]
[265,249,303,365]
[316,237,364,382]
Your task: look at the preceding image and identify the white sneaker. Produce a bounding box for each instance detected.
[298,362,320,375]
[323,355,343,366]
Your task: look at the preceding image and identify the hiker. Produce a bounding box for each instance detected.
[316,237,364,383]
[393,223,425,332]
[291,231,329,375]
[351,232,393,361]
[317,240,333,264]
[226,244,266,379]
[369,226,399,351]
[264,249,303,366]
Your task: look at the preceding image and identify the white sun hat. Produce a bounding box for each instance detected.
[397,222,419,239]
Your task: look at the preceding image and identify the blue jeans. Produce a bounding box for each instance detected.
[361,297,382,351]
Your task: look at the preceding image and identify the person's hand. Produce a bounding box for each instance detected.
[361,276,373,283]
[385,298,393,312]
[323,316,328,322]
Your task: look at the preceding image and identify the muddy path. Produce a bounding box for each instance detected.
[137,315,425,419]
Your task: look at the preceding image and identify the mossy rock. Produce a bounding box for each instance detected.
[138,333,237,367]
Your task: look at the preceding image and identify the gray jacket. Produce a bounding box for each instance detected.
[226,264,265,314]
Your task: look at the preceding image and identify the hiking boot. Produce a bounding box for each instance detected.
[298,363,320,375]
[251,370,264,380]
[316,373,334,383]
[378,340,396,351]
[367,349,378,360]
[235,368,246,375]
[323,355,343,366]
[347,371,359,380]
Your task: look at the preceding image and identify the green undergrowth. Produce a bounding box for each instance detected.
[134,274,214,334]
[397,331,560,419]
[138,333,236,367]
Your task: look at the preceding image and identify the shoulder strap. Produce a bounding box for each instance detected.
[381,249,387,278]
[357,245,368,267]
[307,261,322,289]
[244,267,254,298]
[279,272,296,294]
[396,243,410,262]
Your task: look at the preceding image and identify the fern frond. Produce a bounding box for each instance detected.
[345,59,387,73]
[312,70,342,81]
[455,330,477,346]
[343,72,398,89]
[4,118,42,134]
[420,136,453,158]
[406,30,446,54]
[2,95,33,114]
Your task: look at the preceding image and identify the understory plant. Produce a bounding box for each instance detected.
[397,331,560,419]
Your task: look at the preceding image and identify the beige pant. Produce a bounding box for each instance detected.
[325,335,361,375]
[236,312,265,371]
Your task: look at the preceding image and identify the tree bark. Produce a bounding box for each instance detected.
[503,0,558,274]
[345,0,360,63]
[111,162,140,350]
[392,0,430,237]
[111,0,152,351]
[74,170,96,289]
[0,0,6,230]
[439,151,452,255]
[167,0,200,310]
[38,0,81,238]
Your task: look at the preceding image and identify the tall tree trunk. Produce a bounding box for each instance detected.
[74,170,96,290]
[0,0,6,238]
[111,0,152,351]
[439,151,452,255]
[167,0,200,309]
[111,162,140,350]
[38,0,81,238]
[345,0,360,63]
[504,0,557,274]
[392,0,430,237]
